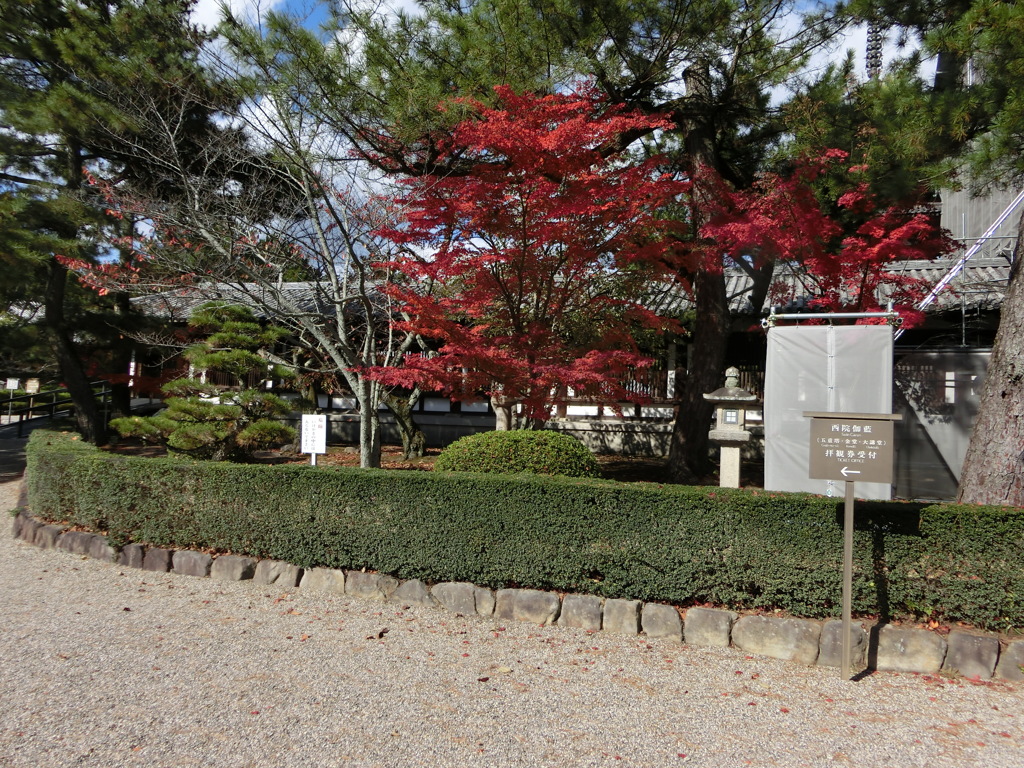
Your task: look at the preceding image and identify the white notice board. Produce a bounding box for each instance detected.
[301,414,328,455]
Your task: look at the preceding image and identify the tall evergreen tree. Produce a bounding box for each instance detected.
[0,0,219,443]
[930,1,1024,507]
[246,0,848,480]
[840,2,1024,505]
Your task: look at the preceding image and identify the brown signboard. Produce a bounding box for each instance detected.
[805,413,899,485]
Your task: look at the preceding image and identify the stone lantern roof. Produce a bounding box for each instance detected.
[703,367,759,406]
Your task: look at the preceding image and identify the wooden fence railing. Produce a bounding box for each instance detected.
[1,382,112,437]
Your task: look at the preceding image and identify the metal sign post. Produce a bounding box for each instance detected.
[842,479,855,679]
[805,411,901,680]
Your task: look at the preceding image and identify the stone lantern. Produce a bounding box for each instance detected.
[703,366,759,488]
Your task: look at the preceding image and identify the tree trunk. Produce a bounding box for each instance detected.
[666,268,730,482]
[665,63,731,483]
[108,292,135,419]
[356,379,382,468]
[44,257,108,446]
[383,390,427,459]
[957,208,1024,506]
[491,394,515,430]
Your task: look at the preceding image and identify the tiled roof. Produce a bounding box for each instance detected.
[132,282,358,321]
[670,255,1013,315]
[133,254,1013,323]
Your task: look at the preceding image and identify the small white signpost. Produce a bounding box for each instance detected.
[301,414,328,466]
[4,378,17,423]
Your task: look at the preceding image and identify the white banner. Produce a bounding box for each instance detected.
[764,325,893,500]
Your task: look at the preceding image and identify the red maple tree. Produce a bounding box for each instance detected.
[699,151,955,326]
[371,85,688,424]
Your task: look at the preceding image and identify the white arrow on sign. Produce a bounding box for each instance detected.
[840,466,861,477]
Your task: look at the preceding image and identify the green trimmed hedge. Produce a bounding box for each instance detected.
[434,430,601,478]
[25,430,1024,630]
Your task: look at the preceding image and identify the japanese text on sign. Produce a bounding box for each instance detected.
[301,414,328,455]
[805,413,898,484]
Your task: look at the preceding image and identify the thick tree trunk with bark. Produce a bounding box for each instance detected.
[491,394,515,431]
[957,209,1024,507]
[44,258,108,446]
[667,267,731,482]
[383,390,426,459]
[665,63,732,483]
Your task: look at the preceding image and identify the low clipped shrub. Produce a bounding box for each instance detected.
[434,429,601,478]
[110,303,296,462]
[25,429,1024,630]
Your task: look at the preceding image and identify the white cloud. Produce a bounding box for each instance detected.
[190,0,290,31]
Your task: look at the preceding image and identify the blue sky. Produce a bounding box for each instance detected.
[191,0,422,31]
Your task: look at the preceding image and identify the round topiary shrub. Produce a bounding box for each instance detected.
[434,430,601,478]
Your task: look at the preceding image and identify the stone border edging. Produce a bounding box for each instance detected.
[11,509,1023,682]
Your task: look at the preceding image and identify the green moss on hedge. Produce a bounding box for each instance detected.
[25,430,1024,630]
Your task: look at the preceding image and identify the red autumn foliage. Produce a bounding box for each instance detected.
[699,151,955,326]
[369,85,689,419]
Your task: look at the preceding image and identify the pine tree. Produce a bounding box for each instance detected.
[257,0,849,480]
[933,1,1024,507]
[111,303,296,462]
[0,0,223,443]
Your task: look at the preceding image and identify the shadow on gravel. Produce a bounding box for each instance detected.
[0,438,27,485]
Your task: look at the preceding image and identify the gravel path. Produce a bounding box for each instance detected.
[2,454,1024,767]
